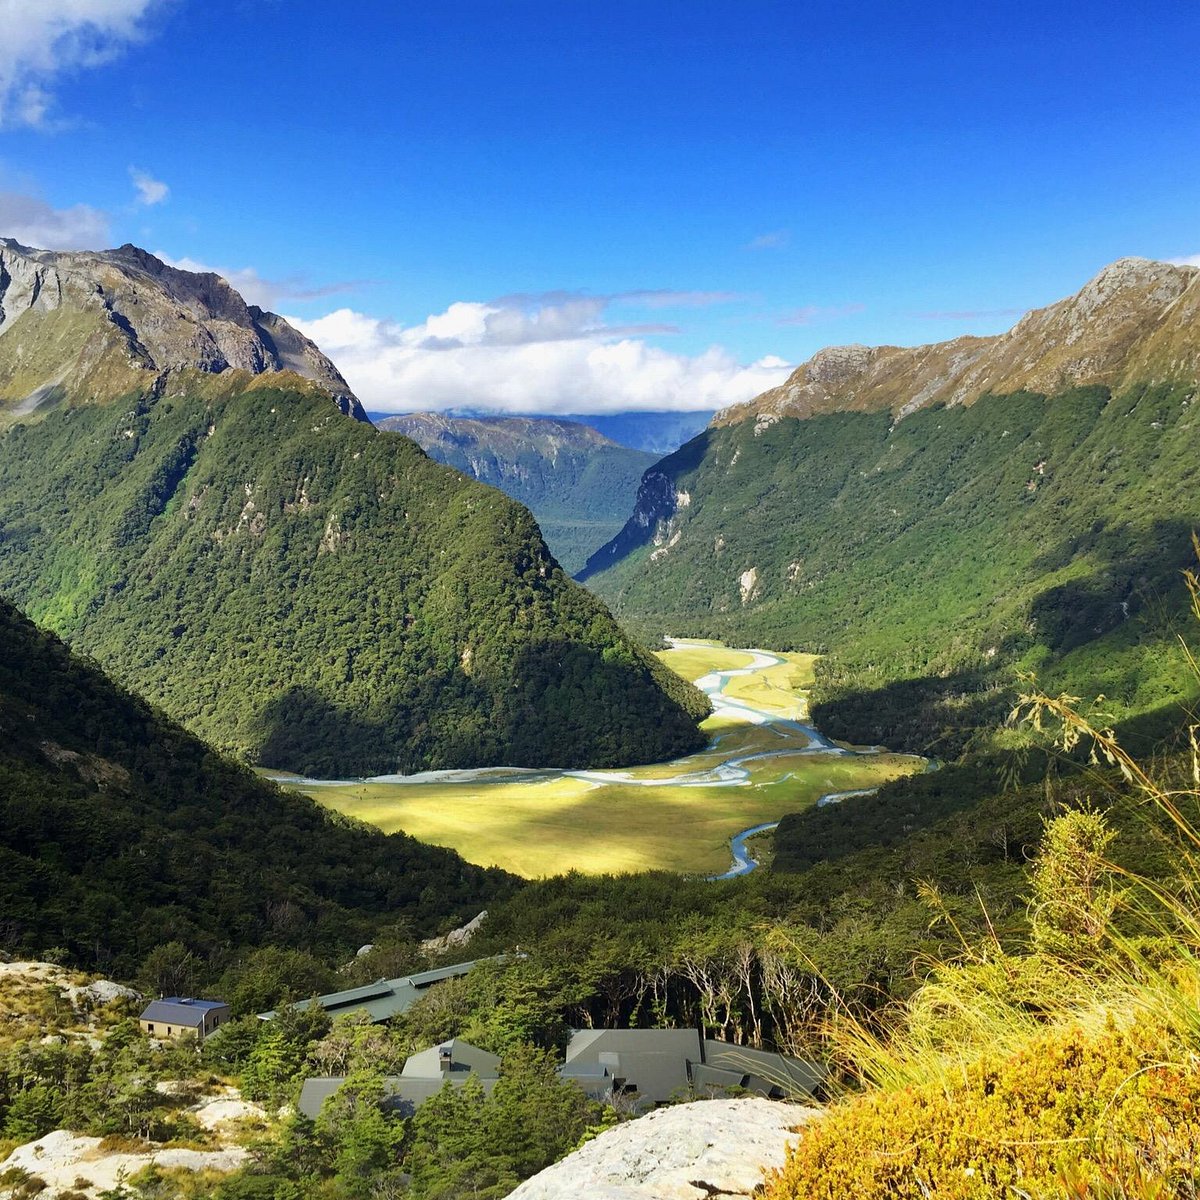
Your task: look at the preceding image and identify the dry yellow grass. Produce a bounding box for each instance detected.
[721,652,818,717]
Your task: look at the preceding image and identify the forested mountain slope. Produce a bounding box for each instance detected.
[378,412,656,572]
[583,259,1200,755]
[0,244,708,775]
[0,595,513,973]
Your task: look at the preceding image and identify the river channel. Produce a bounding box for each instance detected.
[282,639,927,879]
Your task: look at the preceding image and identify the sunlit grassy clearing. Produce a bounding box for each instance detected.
[721,652,818,717]
[609,721,813,781]
[311,752,917,877]
[655,640,818,719]
[297,638,925,875]
[654,642,755,681]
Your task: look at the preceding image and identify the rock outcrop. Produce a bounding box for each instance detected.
[2,1128,249,1198]
[0,239,365,420]
[420,910,488,953]
[507,1098,820,1200]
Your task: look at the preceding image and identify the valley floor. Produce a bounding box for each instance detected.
[282,641,925,877]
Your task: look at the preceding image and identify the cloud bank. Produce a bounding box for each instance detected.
[746,230,790,251]
[289,295,791,415]
[0,191,110,248]
[0,0,163,128]
[777,303,865,327]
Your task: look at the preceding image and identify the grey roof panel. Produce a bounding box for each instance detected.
[140,999,228,1026]
[565,1028,702,1065]
[300,1071,499,1121]
[259,961,478,1022]
[605,1051,691,1104]
[297,1077,348,1120]
[402,1039,501,1080]
[702,1040,824,1098]
[406,962,478,987]
[690,1063,749,1093]
[308,981,395,1006]
[559,1063,611,1080]
[382,1076,500,1117]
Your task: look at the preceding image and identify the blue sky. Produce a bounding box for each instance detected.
[2,0,1198,412]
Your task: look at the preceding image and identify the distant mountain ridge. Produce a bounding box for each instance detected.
[559,410,715,455]
[714,257,1200,429]
[0,242,709,775]
[370,409,716,456]
[0,239,366,422]
[379,411,627,459]
[379,412,657,572]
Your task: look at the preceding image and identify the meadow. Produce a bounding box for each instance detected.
[297,641,923,877]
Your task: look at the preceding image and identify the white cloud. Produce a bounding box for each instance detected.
[0,0,163,129]
[129,166,168,205]
[612,289,743,309]
[288,297,792,415]
[156,253,361,311]
[1168,254,1200,268]
[777,303,865,327]
[746,230,790,251]
[0,190,110,248]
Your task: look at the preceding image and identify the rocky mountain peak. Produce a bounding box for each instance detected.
[0,240,367,422]
[802,344,879,385]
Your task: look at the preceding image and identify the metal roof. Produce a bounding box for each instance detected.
[566,1030,701,1105]
[401,1038,501,1079]
[702,1039,825,1098]
[297,1027,825,1119]
[258,960,478,1021]
[690,1063,748,1093]
[139,998,228,1026]
[298,1071,501,1121]
[566,1027,702,1065]
[407,963,483,987]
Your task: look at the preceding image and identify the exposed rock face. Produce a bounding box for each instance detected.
[3,1128,249,1198]
[0,239,365,420]
[0,961,138,1011]
[420,909,488,953]
[507,1098,819,1200]
[714,257,1200,428]
[578,468,679,580]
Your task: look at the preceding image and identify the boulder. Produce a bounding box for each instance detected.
[507,1098,819,1200]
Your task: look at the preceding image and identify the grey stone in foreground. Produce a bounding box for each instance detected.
[507,1098,820,1200]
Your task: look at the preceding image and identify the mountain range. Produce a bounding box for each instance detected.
[583,257,1200,756]
[0,242,709,776]
[377,412,658,573]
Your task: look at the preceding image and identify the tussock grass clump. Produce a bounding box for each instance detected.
[766,1015,1200,1199]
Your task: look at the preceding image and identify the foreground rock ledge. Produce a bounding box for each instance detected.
[508,1097,821,1200]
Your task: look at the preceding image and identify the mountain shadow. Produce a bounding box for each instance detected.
[0,596,514,973]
